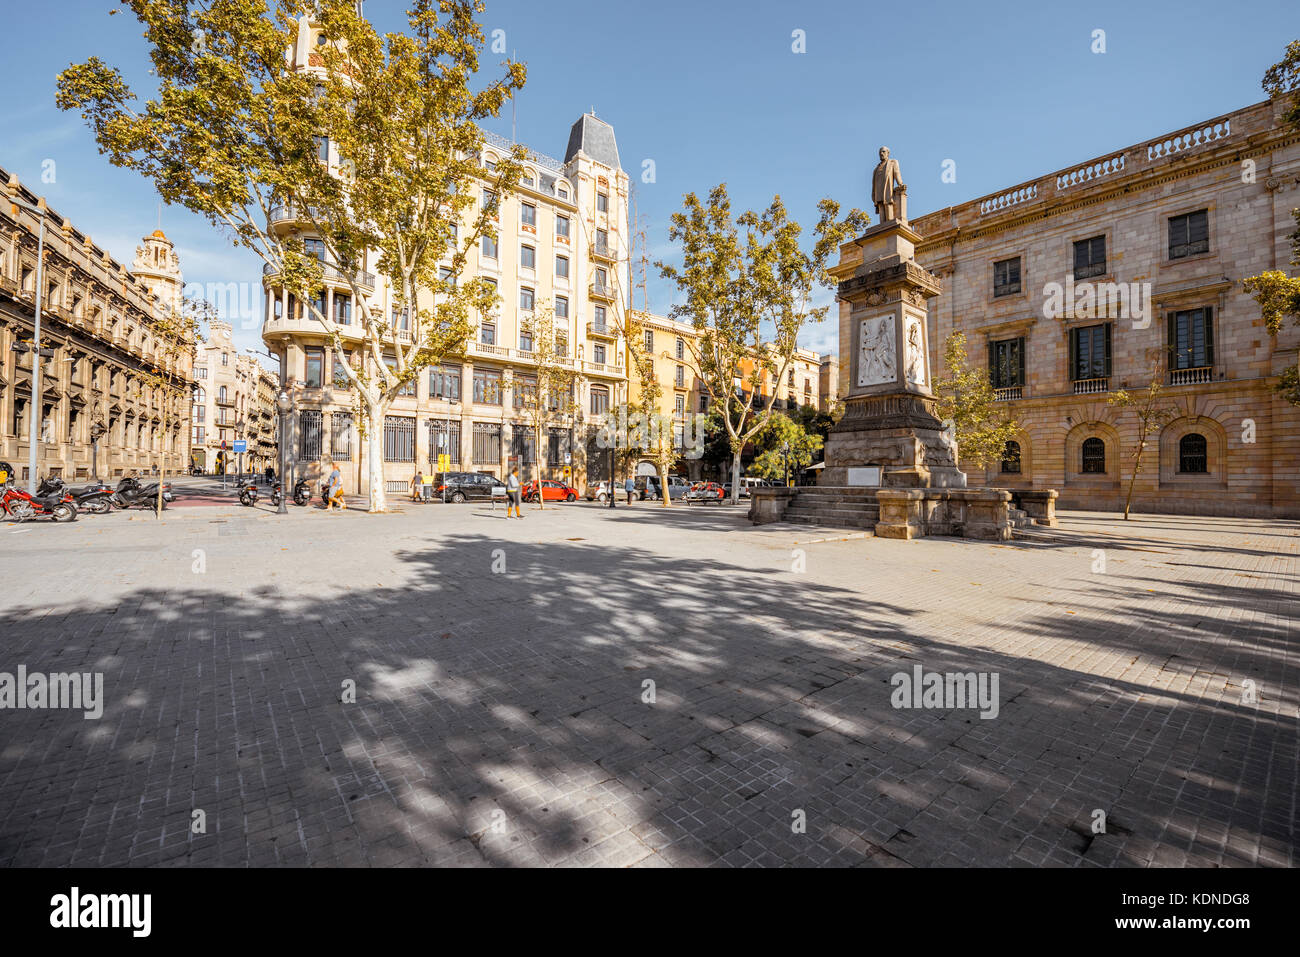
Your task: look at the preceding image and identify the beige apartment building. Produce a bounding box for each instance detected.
[190,320,276,475]
[0,170,196,482]
[908,97,1300,518]
[260,12,630,496]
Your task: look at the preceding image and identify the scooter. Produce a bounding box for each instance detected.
[111,476,172,511]
[237,480,259,507]
[291,478,314,507]
[2,484,77,522]
[37,477,114,515]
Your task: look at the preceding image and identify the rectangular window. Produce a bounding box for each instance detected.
[520,287,535,312]
[482,234,498,259]
[590,387,610,415]
[480,322,496,346]
[513,374,537,409]
[331,412,353,461]
[644,329,654,352]
[676,365,685,388]
[519,328,534,353]
[675,337,685,360]
[993,257,1021,297]
[597,192,608,213]
[305,348,324,388]
[333,295,351,325]
[555,255,569,279]
[427,419,461,465]
[593,305,607,330]
[1073,236,1106,280]
[556,215,570,239]
[194,426,205,444]
[675,395,685,417]
[383,415,416,462]
[299,410,323,460]
[520,203,536,228]
[520,245,536,270]
[1069,324,1112,381]
[593,344,607,365]
[429,364,462,401]
[1169,209,1209,259]
[474,368,503,405]
[555,296,569,319]
[510,429,536,465]
[547,428,567,467]
[313,135,329,162]
[472,422,501,465]
[988,337,1026,389]
[304,238,326,262]
[1168,307,1214,370]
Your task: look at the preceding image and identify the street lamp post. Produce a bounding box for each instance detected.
[89,420,107,484]
[8,186,47,493]
[275,389,292,515]
[783,441,790,489]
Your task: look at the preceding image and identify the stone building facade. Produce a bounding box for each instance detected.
[908,97,1300,518]
[260,11,631,496]
[0,170,196,482]
[190,320,275,475]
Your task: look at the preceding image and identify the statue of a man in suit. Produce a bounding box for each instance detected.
[872,147,904,222]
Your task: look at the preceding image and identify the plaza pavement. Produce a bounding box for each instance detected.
[0,489,1295,867]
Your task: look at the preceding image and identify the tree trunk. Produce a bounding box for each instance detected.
[535,423,544,510]
[366,408,386,513]
[657,459,670,507]
[1123,441,1143,521]
[730,449,742,506]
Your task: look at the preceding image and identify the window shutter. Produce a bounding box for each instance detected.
[1103,324,1112,377]
[988,340,997,386]
[1068,329,1078,381]
[1167,312,1177,371]
[1017,337,1026,387]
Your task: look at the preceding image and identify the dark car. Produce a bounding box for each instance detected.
[435,471,507,503]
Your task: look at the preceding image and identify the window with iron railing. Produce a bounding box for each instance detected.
[428,419,461,465]
[1178,433,1208,474]
[331,412,353,461]
[472,422,501,464]
[1069,324,1111,381]
[1001,441,1021,474]
[383,415,415,462]
[989,337,1026,389]
[1168,308,1213,376]
[299,410,323,460]
[1081,437,1106,474]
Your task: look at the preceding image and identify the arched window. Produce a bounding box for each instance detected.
[1081,437,1106,474]
[218,385,227,403]
[1179,433,1208,474]
[1000,441,1021,474]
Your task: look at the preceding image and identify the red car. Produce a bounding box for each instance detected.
[522,479,578,503]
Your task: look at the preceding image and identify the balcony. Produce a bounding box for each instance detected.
[589,281,617,303]
[587,322,617,341]
[1169,366,1212,386]
[994,386,1023,402]
[267,203,322,230]
[591,239,617,263]
[1073,377,1110,395]
[471,340,509,359]
[263,261,376,290]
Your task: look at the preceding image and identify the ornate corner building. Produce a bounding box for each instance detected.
[260,7,630,496]
[910,98,1300,518]
[190,321,277,475]
[0,169,197,482]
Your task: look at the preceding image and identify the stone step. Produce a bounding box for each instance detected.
[782,511,878,529]
[793,494,880,506]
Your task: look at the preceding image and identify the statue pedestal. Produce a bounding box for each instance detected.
[820,219,965,491]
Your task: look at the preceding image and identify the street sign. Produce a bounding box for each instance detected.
[564,453,572,465]
[437,454,450,473]
[233,440,248,454]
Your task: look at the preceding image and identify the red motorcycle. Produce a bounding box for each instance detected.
[1,483,78,522]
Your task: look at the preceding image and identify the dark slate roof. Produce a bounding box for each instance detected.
[564,114,621,170]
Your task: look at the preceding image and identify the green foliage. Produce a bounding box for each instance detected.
[932,332,1019,469]
[1243,270,1300,337]
[788,402,840,443]
[657,184,865,499]
[748,413,822,482]
[56,0,526,510]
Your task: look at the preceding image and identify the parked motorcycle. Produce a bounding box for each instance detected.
[37,477,114,515]
[111,476,173,512]
[237,480,259,507]
[1,484,77,522]
[291,478,313,507]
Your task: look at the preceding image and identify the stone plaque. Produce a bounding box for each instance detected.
[857,315,896,388]
[847,467,882,487]
[903,314,926,387]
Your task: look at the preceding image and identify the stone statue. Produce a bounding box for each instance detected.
[905,318,925,385]
[858,316,896,387]
[872,147,905,222]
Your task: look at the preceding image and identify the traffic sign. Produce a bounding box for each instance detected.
[437,454,450,473]
[233,440,248,454]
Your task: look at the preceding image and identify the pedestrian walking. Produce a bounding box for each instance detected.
[265,464,275,485]
[325,461,346,511]
[625,476,636,504]
[506,465,523,519]
[410,469,423,503]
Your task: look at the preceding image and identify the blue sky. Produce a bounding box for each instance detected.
[0,0,1294,361]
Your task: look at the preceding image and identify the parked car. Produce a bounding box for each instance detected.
[637,474,691,501]
[523,480,578,503]
[685,481,726,504]
[435,472,508,503]
[585,480,613,503]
